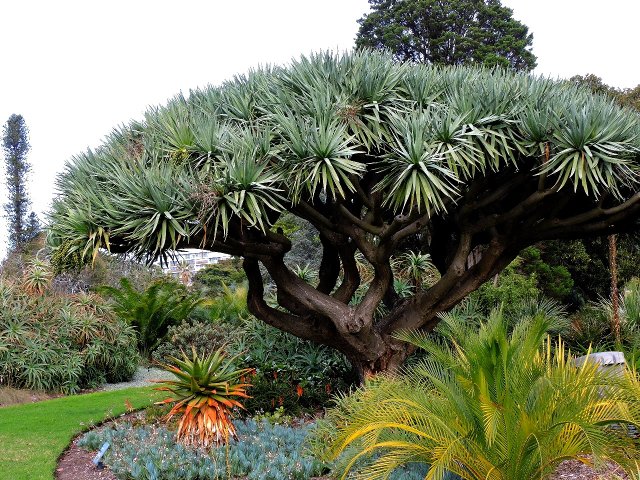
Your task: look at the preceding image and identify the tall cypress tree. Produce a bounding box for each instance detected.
[2,114,35,251]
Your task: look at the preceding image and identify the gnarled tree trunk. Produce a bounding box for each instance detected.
[210,163,640,379]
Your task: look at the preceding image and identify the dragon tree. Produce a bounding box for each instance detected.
[49,51,640,378]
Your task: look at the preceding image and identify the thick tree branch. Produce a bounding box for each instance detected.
[333,241,361,303]
[337,204,383,235]
[316,233,342,295]
[243,258,348,350]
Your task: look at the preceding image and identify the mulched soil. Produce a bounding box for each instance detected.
[55,411,144,480]
[549,459,629,480]
[56,437,116,480]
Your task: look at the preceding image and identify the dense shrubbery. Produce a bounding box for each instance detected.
[151,319,237,364]
[565,278,640,362]
[520,246,574,300]
[192,257,246,296]
[149,278,355,415]
[0,279,138,393]
[152,313,355,415]
[99,278,206,356]
[472,258,540,316]
[236,318,354,414]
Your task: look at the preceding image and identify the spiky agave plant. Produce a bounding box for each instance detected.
[22,260,52,295]
[313,307,640,480]
[155,347,251,447]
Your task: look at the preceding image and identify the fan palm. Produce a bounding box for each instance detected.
[315,307,640,480]
[155,347,251,447]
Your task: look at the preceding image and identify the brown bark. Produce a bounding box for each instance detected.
[139,163,640,379]
[609,234,620,344]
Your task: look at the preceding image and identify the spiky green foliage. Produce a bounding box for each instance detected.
[156,347,251,447]
[21,259,52,295]
[98,277,206,356]
[568,277,640,353]
[0,280,138,393]
[313,307,640,480]
[49,51,640,263]
[48,51,640,373]
[393,250,439,290]
[599,277,640,337]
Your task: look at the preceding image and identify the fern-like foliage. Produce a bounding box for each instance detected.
[98,278,206,356]
[312,307,640,480]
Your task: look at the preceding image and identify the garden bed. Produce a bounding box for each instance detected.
[63,410,633,480]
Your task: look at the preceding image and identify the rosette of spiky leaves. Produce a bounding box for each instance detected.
[155,347,251,447]
[392,250,439,290]
[49,50,640,267]
[375,110,460,214]
[22,259,53,295]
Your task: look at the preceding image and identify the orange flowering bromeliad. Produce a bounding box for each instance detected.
[155,347,251,447]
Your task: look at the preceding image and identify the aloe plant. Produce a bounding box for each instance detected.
[22,260,52,295]
[155,347,251,447]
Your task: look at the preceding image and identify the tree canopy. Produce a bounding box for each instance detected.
[49,51,640,376]
[3,114,38,251]
[356,0,537,71]
[570,74,640,113]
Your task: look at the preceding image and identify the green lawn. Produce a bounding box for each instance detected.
[0,387,162,480]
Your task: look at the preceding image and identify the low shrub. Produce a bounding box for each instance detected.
[235,318,355,414]
[151,320,238,364]
[0,280,138,393]
[79,419,325,480]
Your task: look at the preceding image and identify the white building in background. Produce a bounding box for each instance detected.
[155,249,230,281]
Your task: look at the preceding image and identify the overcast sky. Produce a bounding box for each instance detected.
[0,0,638,258]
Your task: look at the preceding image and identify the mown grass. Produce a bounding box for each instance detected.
[0,387,162,480]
